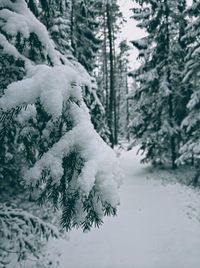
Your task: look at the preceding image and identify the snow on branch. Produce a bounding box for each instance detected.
[0,204,59,265]
[0,64,83,117]
[0,0,59,65]
[0,0,121,236]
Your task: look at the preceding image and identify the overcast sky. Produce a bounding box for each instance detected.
[118,0,144,69]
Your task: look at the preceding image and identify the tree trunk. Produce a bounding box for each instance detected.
[117,58,122,138]
[70,0,76,56]
[125,64,130,141]
[191,159,200,186]
[103,12,109,118]
[165,0,177,169]
[106,2,115,147]
[112,29,118,145]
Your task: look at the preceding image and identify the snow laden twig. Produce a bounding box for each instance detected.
[0,0,121,236]
[0,204,59,266]
[0,0,121,266]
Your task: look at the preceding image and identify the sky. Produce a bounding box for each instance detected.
[118,0,193,70]
[118,0,144,70]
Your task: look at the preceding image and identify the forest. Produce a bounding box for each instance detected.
[0,0,200,267]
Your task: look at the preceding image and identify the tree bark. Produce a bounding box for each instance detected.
[165,0,177,169]
[106,2,115,147]
[70,0,76,56]
[125,63,130,141]
[103,11,109,117]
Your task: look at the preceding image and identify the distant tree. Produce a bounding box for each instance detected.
[95,0,122,146]
[70,0,102,73]
[115,40,130,141]
[129,0,187,168]
[28,0,111,144]
[178,0,200,185]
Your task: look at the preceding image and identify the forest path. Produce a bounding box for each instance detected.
[54,147,200,268]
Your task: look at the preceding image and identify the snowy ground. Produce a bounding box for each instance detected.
[51,147,200,268]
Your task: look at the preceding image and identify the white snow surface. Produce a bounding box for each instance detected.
[49,147,200,268]
[0,0,121,230]
[0,0,59,65]
[0,65,83,117]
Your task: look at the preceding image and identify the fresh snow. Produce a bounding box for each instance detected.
[0,65,82,117]
[25,102,121,208]
[0,0,59,65]
[0,0,121,242]
[49,147,200,268]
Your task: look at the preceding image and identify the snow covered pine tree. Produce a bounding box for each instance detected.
[26,0,111,144]
[130,0,187,168]
[0,0,121,265]
[178,1,200,185]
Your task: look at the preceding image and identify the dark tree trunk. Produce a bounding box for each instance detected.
[103,12,109,118]
[106,2,115,147]
[165,0,177,169]
[125,65,130,142]
[70,0,76,55]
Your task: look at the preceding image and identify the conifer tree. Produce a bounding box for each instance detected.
[130,0,187,168]
[115,40,130,140]
[27,0,111,144]
[178,0,200,185]
[70,0,102,73]
[70,0,111,142]
[95,0,122,146]
[30,0,72,55]
[0,0,120,264]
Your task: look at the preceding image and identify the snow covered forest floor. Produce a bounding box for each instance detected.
[48,147,200,268]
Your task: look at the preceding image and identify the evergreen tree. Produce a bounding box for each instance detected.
[70,0,111,143]
[178,1,200,185]
[26,0,111,144]
[115,40,130,141]
[28,0,72,55]
[129,0,187,168]
[71,0,102,73]
[0,0,120,265]
[95,0,122,146]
